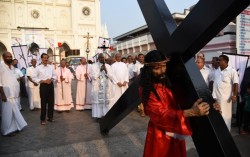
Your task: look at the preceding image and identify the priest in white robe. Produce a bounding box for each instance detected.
[75,57,92,110]
[111,53,129,104]
[0,52,27,136]
[54,59,74,112]
[27,59,41,110]
[91,53,115,118]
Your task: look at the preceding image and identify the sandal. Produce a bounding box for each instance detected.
[41,121,46,125]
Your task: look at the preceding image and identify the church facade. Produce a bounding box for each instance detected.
[0,0,106,61]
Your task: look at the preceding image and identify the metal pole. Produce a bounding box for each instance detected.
[83,32,92,104]
[59,47,64,100]
[85,50,89,104]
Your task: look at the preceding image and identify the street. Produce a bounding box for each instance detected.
[0,80,249,157]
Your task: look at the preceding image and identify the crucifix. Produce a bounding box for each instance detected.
[98,37,110,59]
[15,39,28,68]
[83,32,93,103]
[100,0,250,156]
[83,32,93,62]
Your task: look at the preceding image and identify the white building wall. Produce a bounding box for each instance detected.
[0,0,103,60]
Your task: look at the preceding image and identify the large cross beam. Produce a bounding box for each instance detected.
[100,0,250,156]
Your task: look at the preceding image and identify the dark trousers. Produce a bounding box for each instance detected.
[40,83,54,121]
[243,110,250,131]
[236,100,245,126]
[128,78,135,86]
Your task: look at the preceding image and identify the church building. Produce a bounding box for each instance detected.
[0,0,108,61]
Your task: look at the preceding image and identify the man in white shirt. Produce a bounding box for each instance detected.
[111,53,129,104]
[27,59,40,110]
[133,53,145,117]
[133,54,144,78]
[210,57,220,89]
[34,53,56,125]
[212,55,239,131]
[196,58,213,89]
[0,52,27,136]
[12,59,24,111]
[127,55,135,86]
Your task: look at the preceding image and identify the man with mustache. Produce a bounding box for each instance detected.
[0,52,27,136]
[34,53,56,125]
[90,53,115,120]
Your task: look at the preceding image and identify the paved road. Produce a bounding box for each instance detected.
[0,80,249,157]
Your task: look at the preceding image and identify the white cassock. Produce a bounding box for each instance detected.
[54,67,74,111]
[212,66,239,131]
[111,61,129,104]
[27,66,41,110]
[91,62,115,118]
[0,63,27,135]
[75,64,92,110]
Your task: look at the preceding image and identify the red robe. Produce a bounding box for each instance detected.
[140,84,192,157]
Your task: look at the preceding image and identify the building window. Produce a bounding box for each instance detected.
[82,7,91,16]
[31,10,40,19]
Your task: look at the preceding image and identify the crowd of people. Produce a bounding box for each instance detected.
[0,50,249,141]
[195,51,250,134]
[0,51,145,136]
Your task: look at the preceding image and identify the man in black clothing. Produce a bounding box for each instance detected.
[35,53,56,125]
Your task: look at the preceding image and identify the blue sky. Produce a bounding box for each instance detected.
[101,0,199,38]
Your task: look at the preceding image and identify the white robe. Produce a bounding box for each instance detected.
[212,66,239,131]
[54,67,74,111]
[14,68,23,110]
[0,63,27,135]
[111,61,129,104]
[27,66,41,110]
[91,62,115,118]
[75,64,92,110]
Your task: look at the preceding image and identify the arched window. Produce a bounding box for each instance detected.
[62,42,71,57]
[47,48,53,62]
[62,42,70,53]
[29,42,39,56]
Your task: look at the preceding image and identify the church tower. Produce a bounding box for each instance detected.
[71,0,102,57]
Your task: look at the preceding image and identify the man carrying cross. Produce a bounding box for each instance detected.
[139,50,220,157]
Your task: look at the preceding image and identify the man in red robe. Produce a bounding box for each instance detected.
[139,50,220,157]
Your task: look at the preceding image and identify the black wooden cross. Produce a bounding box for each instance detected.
[100,0,250,156]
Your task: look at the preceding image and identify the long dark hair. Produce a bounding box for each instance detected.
[139,50,168,105]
